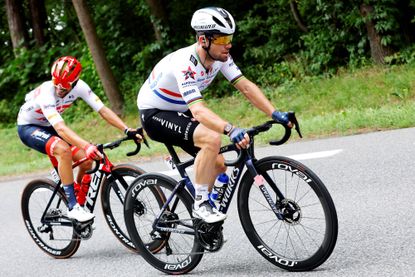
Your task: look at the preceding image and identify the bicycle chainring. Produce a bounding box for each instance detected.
[73,220,94,240]
[195,220,224,252]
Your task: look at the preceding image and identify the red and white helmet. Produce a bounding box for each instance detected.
[51,56,82,90]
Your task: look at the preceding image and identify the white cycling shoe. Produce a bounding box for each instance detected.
[193,201,227,223]
[67,204,95,222]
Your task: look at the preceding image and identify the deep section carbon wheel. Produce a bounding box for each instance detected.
[21,179,81,258]
[238,156,338,271]
[124,173,204,274]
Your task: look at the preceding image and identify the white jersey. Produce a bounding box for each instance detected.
[17,79,104,126]
[137,43,243,112]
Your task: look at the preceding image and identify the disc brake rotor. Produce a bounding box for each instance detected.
[281,199,302,224]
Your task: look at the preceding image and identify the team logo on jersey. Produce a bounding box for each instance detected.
[182,66,196,80]
[190,55,198,66]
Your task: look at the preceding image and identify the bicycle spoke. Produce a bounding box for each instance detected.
[239,157,337,270]
[124,174,203,274]
[22,180,80,258]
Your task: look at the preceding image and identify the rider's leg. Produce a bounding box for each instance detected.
[52,139,76,207]
[17,125,93,221]
[72,146,93,183]
[214,155,227,185]
[139,109,226,222]
[192,124,227,223]
[52,140,94,222]
[193,124,222,186]
[72,147,93,206]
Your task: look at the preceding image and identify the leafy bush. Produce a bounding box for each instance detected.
[1,0,415,125]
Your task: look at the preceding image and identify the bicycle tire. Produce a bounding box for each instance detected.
[237,156,338,271]
[101,163,145,252]
[21,178,81,258]
[124,173,204,274]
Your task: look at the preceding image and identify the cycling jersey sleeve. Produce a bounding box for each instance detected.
[220,55,244,85]
[173,63,203,107]
[36,85,64,126]
[75,80,105,112]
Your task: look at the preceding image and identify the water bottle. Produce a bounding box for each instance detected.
[209,173,229,208]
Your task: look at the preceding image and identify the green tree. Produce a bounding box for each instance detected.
[0,0,414,125]
[72,0,124,114]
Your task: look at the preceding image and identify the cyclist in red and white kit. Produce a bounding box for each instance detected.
[137,7,291,223]
[18,56,142,222]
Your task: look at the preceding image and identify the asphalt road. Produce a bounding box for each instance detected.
[1,127,414,277]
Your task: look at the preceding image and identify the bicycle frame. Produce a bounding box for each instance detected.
[152,139,287,235]
[126,114,340,274]
[40,151,129,226]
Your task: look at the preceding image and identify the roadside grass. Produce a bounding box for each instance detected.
[2,63,414,177]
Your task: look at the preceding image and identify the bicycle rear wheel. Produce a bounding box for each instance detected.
[21,179,80,258]
[237,156,338,271]
[101,164,145,252]
[124,173,203,274]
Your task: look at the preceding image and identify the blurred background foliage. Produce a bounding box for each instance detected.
[1,0,414,126]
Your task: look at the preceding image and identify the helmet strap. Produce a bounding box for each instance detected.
[201,35,220,62]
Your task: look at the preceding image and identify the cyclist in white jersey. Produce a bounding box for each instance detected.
[17,56,142,222]
[137,7,291,223]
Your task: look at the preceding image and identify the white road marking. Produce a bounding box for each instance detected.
[288,149,343,161]
[159,149,343,176]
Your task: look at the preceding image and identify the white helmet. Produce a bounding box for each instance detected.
[191,7,235,35]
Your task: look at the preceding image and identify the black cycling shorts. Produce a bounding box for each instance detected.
[140,109,200,156]
[17,124,59,154]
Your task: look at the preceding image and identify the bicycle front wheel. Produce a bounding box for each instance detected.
[101,164,145,252]
[124,173,203,275]
[237,156,338,271]
[21,179,80,258]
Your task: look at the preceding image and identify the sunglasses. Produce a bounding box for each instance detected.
[53,78,78,91]
[211,34,233,45]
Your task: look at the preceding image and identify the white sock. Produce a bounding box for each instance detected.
[194,184,209,209]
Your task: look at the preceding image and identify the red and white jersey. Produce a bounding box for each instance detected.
[137,43,243,112]
[17,79,104,126]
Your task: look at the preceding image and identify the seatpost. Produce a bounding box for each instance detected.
[165,144,195,197]
[165,144,188,177]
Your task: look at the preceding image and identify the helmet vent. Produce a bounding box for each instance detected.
[212,16,225,28]
[60,61,69,77]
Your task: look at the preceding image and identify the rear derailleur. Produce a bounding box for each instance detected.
[41,208,94,240]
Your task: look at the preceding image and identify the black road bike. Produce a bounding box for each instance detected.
[21,132,154,258]
[124,113,338,274]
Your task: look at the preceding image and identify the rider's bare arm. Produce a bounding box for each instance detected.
[98,106,128,131]
[234,77,275,117]
[53,121,90,149]
[98,106,143,142]
[189,101,229,134]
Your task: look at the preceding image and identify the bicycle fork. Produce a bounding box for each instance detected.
[245,159,285,220]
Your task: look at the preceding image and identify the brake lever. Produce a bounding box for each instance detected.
[288,112,302,138]
[138,127,150,148]
[126,127,149,156]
